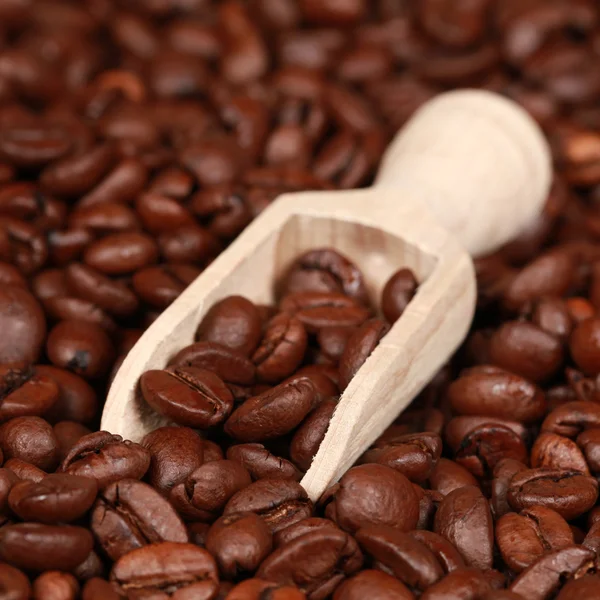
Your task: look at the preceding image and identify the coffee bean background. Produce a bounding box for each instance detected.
[2,0,600,598]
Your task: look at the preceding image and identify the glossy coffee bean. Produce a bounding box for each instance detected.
[0,564,31,600]
[59,431,150,489]
[206,512,273,579]
[0,523,93,572]
[226,443,301,481]
[0,416,59,471]
[91,478,188,560]
[322,464,420,533]
[142,426,205,494]
[381,268,419,323]
[32,571,79,600]
[140,365,234,428]
[8,473,97,523]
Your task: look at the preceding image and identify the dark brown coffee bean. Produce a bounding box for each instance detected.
[83,232,158,275]
[531,298,573,340]
[542,401,600,438]
[53,421,92,462]
[0,124,71,167]
[434,485,493,570]
[91,478,188,561]
[32,571,79,600]
[0,563,31,600]
[333,569,413,600]
[508,468,599,520]
[448,366,546,423]
[509,546,596,600]
[59,431,150,489]
[290,398,337,472]
[224,478,313,533]
[429,458,479,496]
[142,426,205,495]
[170,460,252,522]
[339,319,390,391]
[40,144,115,197]
[65,263,139,318]
[531,432,589,473]
[356,526,443,590]
[280,249,368,305]
[134,192,195,234]
[4,458,45,483]
[140,365,234,429]
[0,523,93,572]
[570,317,600,376]
[576,428,600,473]
[0,416,58,471]
[37,365,97,425]
[226,579,306,599]
[281,292,370,333]
[225,379,317,442]
[132,263,200,310]
[9,473,97,523]
[0,364,58,422]
[226,443,301,481]
[206,512,273,579]
[252,313,308,383]
[496,506,574,573]
[322,464,419,534]
[502,250,575,312]
[169,341,256,386]
[47,320,114,379]
[381,268,419,324]
[110,542,219,599]
[0,285,46,364]
[257,527,362,598]
[196,295,262,357]
[488,321,564,382]
[420,568,492,600]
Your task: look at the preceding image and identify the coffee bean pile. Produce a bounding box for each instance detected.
[2,0,600,598]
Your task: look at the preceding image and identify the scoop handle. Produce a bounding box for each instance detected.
[373,89,552,257]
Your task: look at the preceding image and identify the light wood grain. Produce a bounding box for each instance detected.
[102,90,552,501]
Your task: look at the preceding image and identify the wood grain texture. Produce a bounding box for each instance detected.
[101,90,552,501]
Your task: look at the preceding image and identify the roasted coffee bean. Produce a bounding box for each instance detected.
[381,268,418,323]
[142,426,205,494]
[290,398,337,472]
[206,512,273,579]
[447,367,546,423]
[434,486,494,570]
[356,526,443,590]
[46,320,114,379]
[0,285,46,364]
[488,321,564,383]
[0,523,93,572]
[224,478,313,533]
[9,473,97,523]
[4,458,46,483]
[507,468,599,520]
[420,568,492,600]
[280,249,368,305]
[257,527,363,598]
[570,318,600,376]
[531,432,589,473]
[226,579,306,599]
[542,401,600,438]
[59,431,150,489]
[252,313,307,383]
[141,366,234,429]
[361,432,441,483]
[196,295,263,356]
[83,232,158,275]
[280,292,370,333]
[333,569,414,600]
[0,416,58,471]
[110,542,219,599]
[170,460,252,522]
[91,478,188,560]
[339,319,390,391]
[0,364,58,422]
[576,428,600,473]
[226,443,301,481]
[429,458,478,496]
[32,571,79,600]
[322,464,419,533]
[509,546,596,599]
[496,506,574,573]
[0,564,31,600]
[225,379,317,442]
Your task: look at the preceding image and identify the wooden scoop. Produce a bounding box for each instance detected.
[102,90,551,501]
